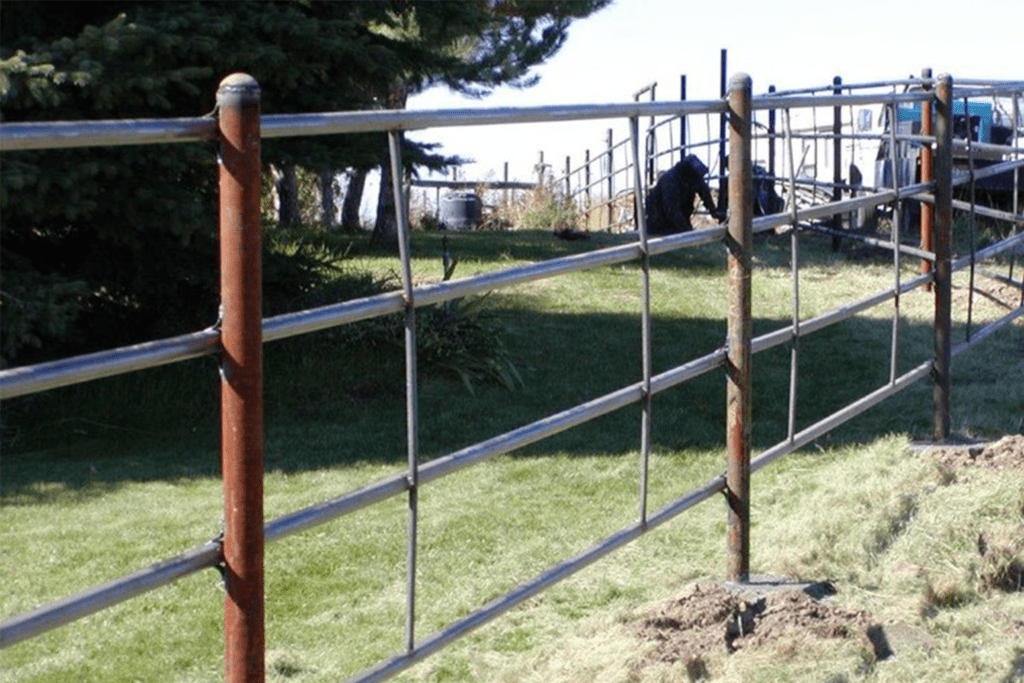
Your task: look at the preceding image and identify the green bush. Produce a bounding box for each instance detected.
[0,259,87,367]
[416,294,523,394]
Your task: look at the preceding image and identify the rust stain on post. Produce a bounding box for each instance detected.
[725,73,753,583]
[217,72,265,683]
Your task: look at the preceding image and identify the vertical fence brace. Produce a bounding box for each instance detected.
[388,129,421,654]
[785,108,801,444]
[887,103,902,385]
[725,73,753,583]
[767,85,776,180]
[628,116,653,527]
[646,84,657,189]
[217,73,265,683]
[831,76,843,250]
[933,74,954,441]
[964,95,978,342]
[680,75,688,158]
[717,49,728,217]
[919,69,934,289]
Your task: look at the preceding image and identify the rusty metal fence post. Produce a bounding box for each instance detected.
[725,73,753,583]
[933,74,954,441]
[217,73,265,683]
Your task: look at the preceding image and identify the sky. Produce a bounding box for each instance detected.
[404,0,1021,184]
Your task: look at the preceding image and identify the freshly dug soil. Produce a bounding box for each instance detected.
[636,582,890,669]
[632,436,1023,677]
[921,434,1024,473]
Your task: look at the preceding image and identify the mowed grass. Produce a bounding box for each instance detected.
[1,223,1022,682]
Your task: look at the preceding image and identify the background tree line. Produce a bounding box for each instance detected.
[0,0,609,366]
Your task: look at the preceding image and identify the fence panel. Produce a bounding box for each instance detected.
[1,72,1022,683]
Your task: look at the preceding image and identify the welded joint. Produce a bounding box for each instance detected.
[212,530,227,591]
[719,475,737,503]
[214,303,228,383]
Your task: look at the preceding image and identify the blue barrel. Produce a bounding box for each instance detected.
[439,192,482,230]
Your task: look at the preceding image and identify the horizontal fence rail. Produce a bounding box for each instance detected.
[1,229,728,399]
[1,70,1021,683]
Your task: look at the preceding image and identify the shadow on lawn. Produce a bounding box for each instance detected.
[2,296,941,506]
[7,226,1002,505]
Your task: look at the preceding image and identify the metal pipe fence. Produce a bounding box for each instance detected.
[547,74,1022,237]
[1,71,1022,683]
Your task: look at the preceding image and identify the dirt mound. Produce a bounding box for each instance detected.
[636,582,890,670]
[923,434,1024,472]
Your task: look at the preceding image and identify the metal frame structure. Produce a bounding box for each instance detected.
[1,72,1023,683]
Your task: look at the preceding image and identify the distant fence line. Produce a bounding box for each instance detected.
[538,73,1023,234]
[414,73,1021,235]
[1,71,1022,683]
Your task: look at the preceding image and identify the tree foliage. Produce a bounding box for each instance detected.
[0,1,610,364]
[0,2,399,363]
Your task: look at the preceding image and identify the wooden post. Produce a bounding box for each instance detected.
[606,129,614,230]
[584,149,592,227]
[503,161,509,210]
[565,155,571,198]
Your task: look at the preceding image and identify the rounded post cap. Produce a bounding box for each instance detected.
[728,73,752,92]
[217,73,261,105]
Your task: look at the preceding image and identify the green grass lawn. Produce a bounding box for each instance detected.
[1,225,1022,682]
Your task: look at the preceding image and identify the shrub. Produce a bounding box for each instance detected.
[416,293,523,394]
[501,183,581,231]
[0,260,88,367]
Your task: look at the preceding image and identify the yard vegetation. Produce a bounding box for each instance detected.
[1,221,1022,682]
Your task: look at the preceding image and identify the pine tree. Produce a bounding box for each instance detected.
[0,1,401,362]
[0,1,611,361]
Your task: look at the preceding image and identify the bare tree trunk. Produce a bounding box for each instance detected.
[319,170,337,228]
[274,164,300,226]
[341,168,367,232]
[372,136,400,249]
[371,82,410,250]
